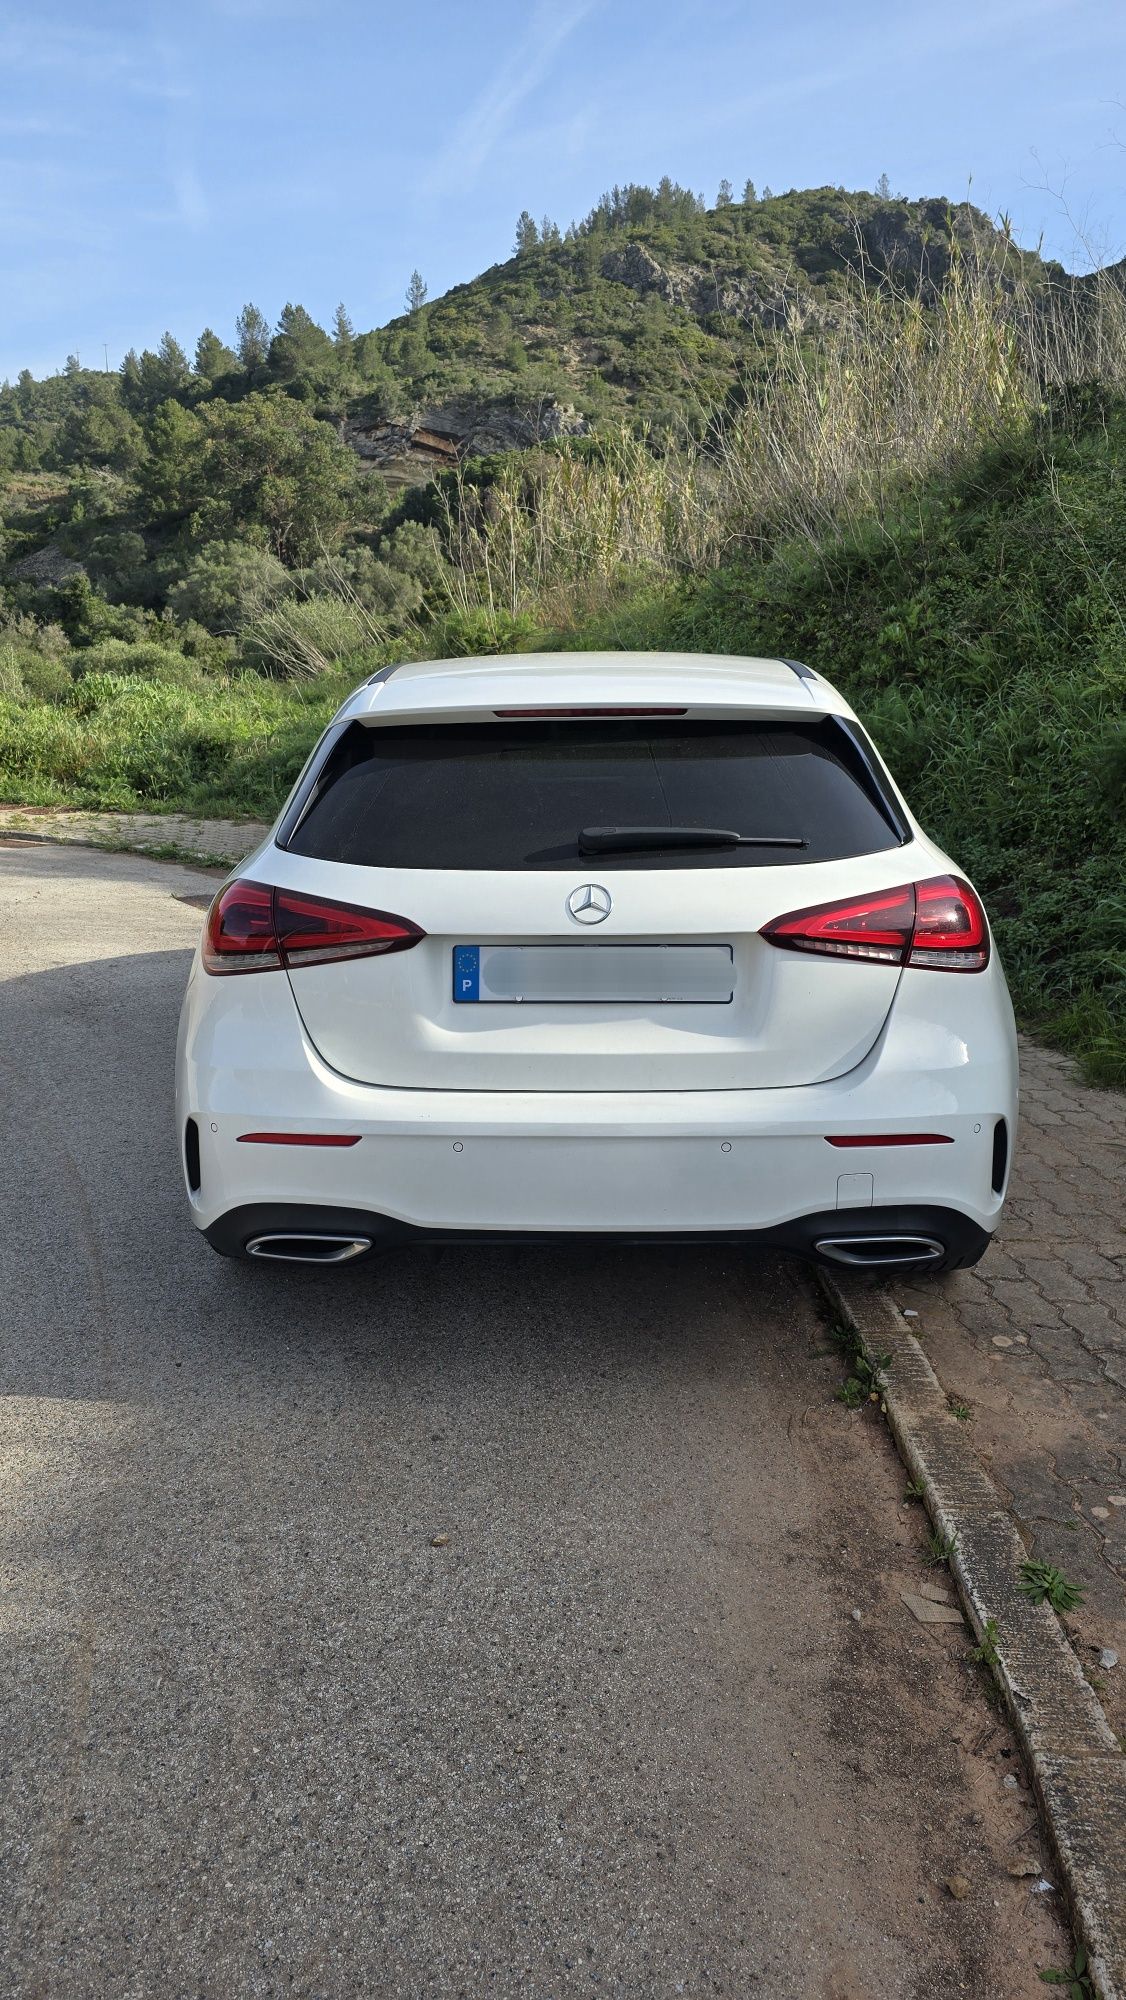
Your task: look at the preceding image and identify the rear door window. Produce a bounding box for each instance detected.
[285,717,903,870]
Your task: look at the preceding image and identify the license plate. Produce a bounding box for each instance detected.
[452,944,734,1004]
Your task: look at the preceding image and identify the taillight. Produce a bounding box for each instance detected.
[761,876,989,972]
[761,884,915,964]
[202,880,281,973]
[202,881,425,975]
[908,877,989,970]
[273,888,424,966]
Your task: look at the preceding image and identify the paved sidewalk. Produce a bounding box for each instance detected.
[898,1042,1126,1739]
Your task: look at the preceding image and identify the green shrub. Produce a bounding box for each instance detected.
[167,540,292,634]
[0,655,25,701]
[15,650,72,701]
[72,638,204,687]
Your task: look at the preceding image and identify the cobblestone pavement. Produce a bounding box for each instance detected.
[0,806,269,869]
[898,1040,1126,1738]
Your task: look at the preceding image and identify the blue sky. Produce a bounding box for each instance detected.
[3,0,1126,381]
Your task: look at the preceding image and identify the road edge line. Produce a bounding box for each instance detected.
[817,1268,1126,2000]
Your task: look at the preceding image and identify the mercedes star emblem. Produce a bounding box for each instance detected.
[566,883,613,925]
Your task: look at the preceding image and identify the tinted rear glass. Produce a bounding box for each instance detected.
[287,718,901,870]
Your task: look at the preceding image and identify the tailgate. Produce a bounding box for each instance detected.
[277,711,909,1092]
[280,861,903,1091]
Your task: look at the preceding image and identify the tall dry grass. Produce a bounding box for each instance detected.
[433,252,1126,626]
[251,248,1126,662]
[433,427,726,624]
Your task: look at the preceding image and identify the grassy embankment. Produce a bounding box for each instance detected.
[2,269,1123,1080]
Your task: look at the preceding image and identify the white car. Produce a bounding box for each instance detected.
[176,652,1017,1273]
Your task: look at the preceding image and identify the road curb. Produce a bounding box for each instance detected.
[818,1269,1126,1999]
[0,825,237,870]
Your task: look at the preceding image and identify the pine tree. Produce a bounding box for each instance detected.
[194,328,237,379]
[271,304,336,383]
[540,215,562,248]
[742,179,757,204]
[235,303,271,370]
[514,210,539,255]
[876,172,891,200]
[119,350,143,409]
[716,178,733,207]
[761,185,774,201]
[406,269,428,314]
[158,331,191,384]
[332,304,355,362]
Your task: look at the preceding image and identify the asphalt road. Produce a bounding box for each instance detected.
[0,843,1068,1999]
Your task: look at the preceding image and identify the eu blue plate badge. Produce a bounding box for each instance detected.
[452,945,480,1002]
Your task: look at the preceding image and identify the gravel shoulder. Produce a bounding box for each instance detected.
[0,842,1076,1999]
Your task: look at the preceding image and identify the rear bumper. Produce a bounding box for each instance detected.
[185,1119,1006,1237]
[177,950,1018,1248]
[203,1200,992,1273]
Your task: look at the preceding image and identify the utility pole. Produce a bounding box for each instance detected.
[103,343,109,372]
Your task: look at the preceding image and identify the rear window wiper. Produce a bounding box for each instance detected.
[578,825,807,854]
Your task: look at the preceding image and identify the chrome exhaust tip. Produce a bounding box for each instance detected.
[814,1234,945,1270]
[246,1233,371,1265]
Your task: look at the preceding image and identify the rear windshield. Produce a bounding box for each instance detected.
[286,718,902,870]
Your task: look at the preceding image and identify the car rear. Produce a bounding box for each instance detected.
[176,653,1017,1270]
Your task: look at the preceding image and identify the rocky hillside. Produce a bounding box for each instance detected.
[350,186,1066,473]
[1,184,1068,493]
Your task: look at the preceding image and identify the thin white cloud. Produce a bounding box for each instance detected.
[0,18,192,97]
[171,163,209,231]
[422,0,598,194]
[564,0,1085,164]
[0,113,79,137]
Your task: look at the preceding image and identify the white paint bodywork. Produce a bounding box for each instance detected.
[175,652,1019,1246]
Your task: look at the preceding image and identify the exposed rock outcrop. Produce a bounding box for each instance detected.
[10,546,86,587]
[600,243,828,332]
[598,197,1028,331]
[346,397,589,480]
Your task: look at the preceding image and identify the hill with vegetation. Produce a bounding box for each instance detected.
[0,183,1122,1080]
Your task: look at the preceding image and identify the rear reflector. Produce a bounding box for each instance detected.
[184,1116,202,1190]
[492,706,687,718]
[991,1118,1009,1194]
[203,881,425,974]
[237,1132,362,1146]
[825,1133,953,1147]
[761,876,989,972]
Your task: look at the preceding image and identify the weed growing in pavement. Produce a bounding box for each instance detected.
[829,1318,892,1411]
[1039,1943,1094,1994]
[949,1398,972,1421]
[970,1618,1001,1673]
[928,1530,958,1567]
[1018,1560,1086,1612]
[904,1479,925,1503]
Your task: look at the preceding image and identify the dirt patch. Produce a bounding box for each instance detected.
[714,1268,1074,1998]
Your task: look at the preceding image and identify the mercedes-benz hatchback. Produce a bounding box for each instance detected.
[176,652,1017,1273]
